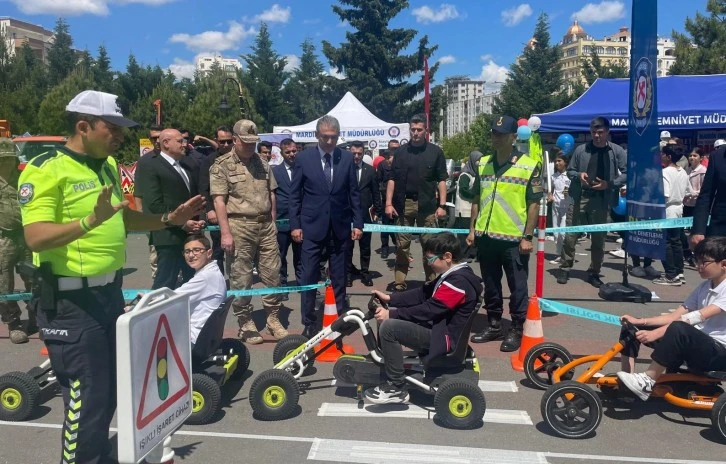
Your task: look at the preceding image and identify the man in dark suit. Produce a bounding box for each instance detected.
[290,115,364,338]
[692,144,726,247]
[135,128,205,290]
[273,138,302,301]
[198,125,234,271]
[347,141,381,287]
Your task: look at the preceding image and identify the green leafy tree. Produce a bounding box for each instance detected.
[94,45,115,91]
[77,50,94,73]
[37,69,97,135]
[240,23,288,132]
[47,18,76,87]
[322,0,439,122]
[493,13,563,118]
[440,114,492,162]
[670,0,726,75]
[0,42,49,134]
[283,39,337,124]
[580,50,628,86]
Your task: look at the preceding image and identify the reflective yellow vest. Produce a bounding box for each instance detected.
[475,154,538,242]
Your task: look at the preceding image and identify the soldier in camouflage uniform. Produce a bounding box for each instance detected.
[210,120,287,344]
[0,138,32,343]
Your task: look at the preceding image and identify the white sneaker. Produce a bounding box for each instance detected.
[549,257,562,264]
[616,237,623,244]
[609,249,626,259]
[676,273,686,284]
[364,381,410,404]
[545,236,554,242]
[616,372,656,401]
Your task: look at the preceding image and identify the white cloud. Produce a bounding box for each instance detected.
[412,4,460,24]
[479,60,509,91]
[437,55,456,65]
[169,22,256,53]
[480,54,493,61]
[9,0,173,16]
[501,4,533,26]
[328,67,345,80]
[337,20,350,28]
[284,54,301,72]
[572,1,625,24]
[253,4,291,24]
[168,57,197,80]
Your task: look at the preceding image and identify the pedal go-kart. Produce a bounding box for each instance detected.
[523,319,726,439]
[0,296,249,425]
[248,296,486,429]
[188,295,250,424]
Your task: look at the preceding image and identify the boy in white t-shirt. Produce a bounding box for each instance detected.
[547,149,572,264]
[617,236,726,400]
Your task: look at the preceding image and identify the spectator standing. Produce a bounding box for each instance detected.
[691,144,726,248]
[548,149,572,264]
[466,115,543,352]
[377,145,397,258]
[385,114,448,291]
[683,148,707,267]
[557,117,627,287]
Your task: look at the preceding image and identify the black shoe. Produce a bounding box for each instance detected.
[381,246,389,258]
[587,273,604,288]
[500,327,523,352]
[280,293,289,301]
[302,325,317,339]
[557,269,569,285]
[361,273,373,287]
[346,274,353,287]
[470,325,504,343]
[350,265,361,276]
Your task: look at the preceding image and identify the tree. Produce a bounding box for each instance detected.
[240,23,288,132]
[0,42,48,134]
[669,0,726,75]
[37,69,97,135]
[493,13,563,118]
[322,0,439,122]
[440,114,492,162]
[47,18,76,87]
[283,39,337,125]
[94,45,114,91]
[580,50,628,86]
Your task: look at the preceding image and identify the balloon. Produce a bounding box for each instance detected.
[528,116,542,131]
[556,133,575,155]
[517,125,532,141]
[613,195,627,216]
[517,118,528,127]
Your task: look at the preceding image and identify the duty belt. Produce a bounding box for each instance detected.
[56,271,120,292]
[228,213,271,223]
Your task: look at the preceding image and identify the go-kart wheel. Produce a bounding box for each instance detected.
[249,369,299,421]
[219,338,250,380]
[433,379,486,430]
[186,373,221,425]
[710,393,726,441]
[523,342,574,390]
[541,380,602,439]
[273,334,313,376]
[0,371,41,422]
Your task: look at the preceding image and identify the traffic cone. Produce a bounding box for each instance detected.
[40,347,48,356]
[315,285,354,362]
[510,294,545,372]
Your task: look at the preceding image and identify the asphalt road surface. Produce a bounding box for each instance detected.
[0,233,724,464]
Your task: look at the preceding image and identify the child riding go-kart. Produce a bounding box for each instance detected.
[249,232,487,429]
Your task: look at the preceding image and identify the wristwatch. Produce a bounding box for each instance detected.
[438,204,446,209]
[521,234,534,241]
[161,212,172,227]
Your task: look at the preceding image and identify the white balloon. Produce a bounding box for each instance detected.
[528,116,542,131]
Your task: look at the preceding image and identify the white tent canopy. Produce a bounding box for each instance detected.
[273,92,410,150]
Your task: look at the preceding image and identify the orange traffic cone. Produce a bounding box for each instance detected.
[510,294,544,372]
[315,285,354,362]
[40,347,48,356]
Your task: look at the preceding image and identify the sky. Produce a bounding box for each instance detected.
[2,0,710,92]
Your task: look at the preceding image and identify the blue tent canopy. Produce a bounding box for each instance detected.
[535,75,726,133]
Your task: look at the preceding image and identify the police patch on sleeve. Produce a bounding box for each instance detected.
[18,183,34,205]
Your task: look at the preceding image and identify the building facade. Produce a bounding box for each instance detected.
[195,55,242,76]
[0,17,54,63]
[558,21,676,92]
[442,76,499,136]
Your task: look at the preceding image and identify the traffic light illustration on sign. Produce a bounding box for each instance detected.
[157,337,169,400]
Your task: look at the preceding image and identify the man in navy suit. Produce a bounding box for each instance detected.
[290,115,364,338]
[273,138,302,301]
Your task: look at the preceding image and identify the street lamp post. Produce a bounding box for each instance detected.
[218,77,247,117]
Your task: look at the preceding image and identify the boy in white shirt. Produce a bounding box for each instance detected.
[175,235,227,345]
[617,236,726,400]
[547,149,572,264]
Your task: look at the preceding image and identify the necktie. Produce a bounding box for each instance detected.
[174,161,190,191]
[324,153,332,186]
[356,163,361,183]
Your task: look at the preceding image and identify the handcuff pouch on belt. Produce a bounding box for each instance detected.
[16,261,56,313]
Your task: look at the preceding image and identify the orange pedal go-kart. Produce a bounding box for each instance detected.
[523,320,726,439]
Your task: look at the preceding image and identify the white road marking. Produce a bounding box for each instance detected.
[0,421,722,464]
[331,379,518,393]
[317,402,532,425]
[308,438,548,464]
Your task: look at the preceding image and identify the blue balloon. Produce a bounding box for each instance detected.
[556,133,575,154]
[613,195,627,216]
[517,125,532,141]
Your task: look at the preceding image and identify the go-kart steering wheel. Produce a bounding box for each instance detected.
[368,295,388,314]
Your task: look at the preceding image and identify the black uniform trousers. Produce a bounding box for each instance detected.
[277,229,302,285]
[347,228,372,274]
[34,277,124,464]
[477,235,530,327]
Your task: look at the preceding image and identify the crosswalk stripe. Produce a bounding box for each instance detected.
[307,438,548,464]
[317,402,532,425]
[330,379,518,392]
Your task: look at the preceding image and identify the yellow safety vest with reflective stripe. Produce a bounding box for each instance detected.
[474,154,538,242]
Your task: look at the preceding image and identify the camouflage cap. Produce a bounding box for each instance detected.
[233,119,261,143]
[0,138,15,158]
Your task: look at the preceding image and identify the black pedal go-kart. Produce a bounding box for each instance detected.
[248,295,486,429]
[0,295,250,425]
